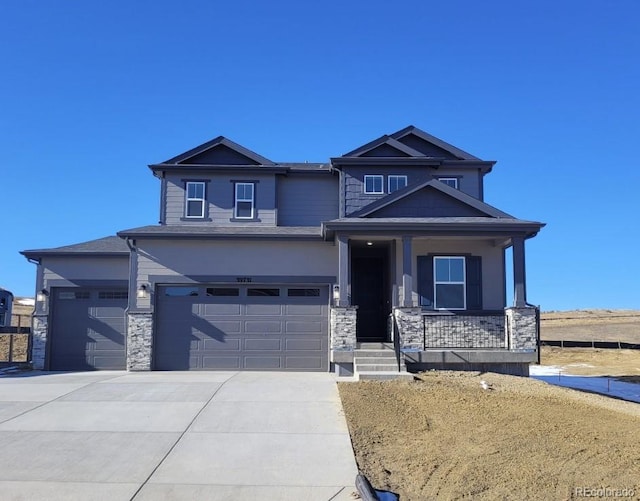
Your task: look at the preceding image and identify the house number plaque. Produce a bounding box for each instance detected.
[236,277,252,283]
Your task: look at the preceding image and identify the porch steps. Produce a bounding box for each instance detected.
[354,343,413,381]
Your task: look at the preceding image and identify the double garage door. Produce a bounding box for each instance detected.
[154,284,329,371]
[49,288,128,370]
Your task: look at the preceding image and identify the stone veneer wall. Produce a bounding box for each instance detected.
[395,308,506,350]
[506,307,538,350]
[31,314,48,370]
[330,306,357,354]
[127,312,153,371]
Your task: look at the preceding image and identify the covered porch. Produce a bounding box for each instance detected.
[323,218,544,376]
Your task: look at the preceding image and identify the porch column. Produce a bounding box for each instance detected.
[337,234,349,306]
[512,236,527,307]
[402,236,413,307]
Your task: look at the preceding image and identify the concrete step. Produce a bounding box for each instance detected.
[353,351,397,364]
[353,349,397,358]
[357,342,394,349]
[355,363,402,372]
[358,371,415,381]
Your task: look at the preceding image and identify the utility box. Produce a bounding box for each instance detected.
[0,288,13,328]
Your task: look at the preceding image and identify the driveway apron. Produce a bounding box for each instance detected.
[0,370,358,501]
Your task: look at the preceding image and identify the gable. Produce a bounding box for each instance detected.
[361,143,412,157]
[366,186,489,218]
[181,144,261,165]
[395,134,458,159]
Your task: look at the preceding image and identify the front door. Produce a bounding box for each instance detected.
[351,244,390,341]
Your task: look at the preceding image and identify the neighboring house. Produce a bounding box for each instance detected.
[21,126,544,376]
[0,288,13,328]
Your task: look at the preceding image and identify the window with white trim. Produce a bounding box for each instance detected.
[364,175,384,194]
[388,175,407,193]
[235,182,255,219]
[434,256,466,310]
[185,182,206,218]
[438,177,458,189]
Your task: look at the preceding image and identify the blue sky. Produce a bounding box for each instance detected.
[1,0,639,311]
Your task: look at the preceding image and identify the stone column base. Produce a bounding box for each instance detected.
[127,312,153,371]
[330,306,357,363]
[31,314,48,370]
[506,307,538,350]
[394,307,423,351]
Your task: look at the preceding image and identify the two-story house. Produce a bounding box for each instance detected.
[22,126,544,377]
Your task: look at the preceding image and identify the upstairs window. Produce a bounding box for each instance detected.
[185,182,206,218]
[438,177,458,189]
[235,182,255,219]
[388,175,408,193]
[364,175,384,194]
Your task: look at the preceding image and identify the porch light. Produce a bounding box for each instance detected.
[137,284,148,299]
[332,284,340,302]
[36,289,49,302]
[366,241,373,246]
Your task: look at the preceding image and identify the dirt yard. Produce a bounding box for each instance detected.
[339,372,640,500]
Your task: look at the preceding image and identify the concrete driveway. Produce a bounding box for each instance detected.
[0,371,358,501]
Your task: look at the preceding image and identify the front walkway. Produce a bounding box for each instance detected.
[0,371,358,501]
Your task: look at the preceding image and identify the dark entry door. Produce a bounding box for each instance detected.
[351,246,390,341]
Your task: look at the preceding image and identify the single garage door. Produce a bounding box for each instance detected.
[155,284,329,371]
[49,288,128,370]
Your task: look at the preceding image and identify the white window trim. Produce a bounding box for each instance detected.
[438,177,459,189]
[388,175,408,193]
[433,256,466,310]
[364,175,384,194]
[235,182,255,219]
[185,181,206,218]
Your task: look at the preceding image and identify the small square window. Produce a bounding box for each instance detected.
[438,177,458,189]
[388,175,407,193]
[364,175,384,194]
[185,182,206,218]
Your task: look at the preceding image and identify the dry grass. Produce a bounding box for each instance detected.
[541,309,640,343]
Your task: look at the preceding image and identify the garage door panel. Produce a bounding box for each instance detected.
[245,356,282,369]
[286,357,324,370]
[244,321,282,333]
[244,338,281,351]
[245,304,282,315]
[285,304,325,315]
[285,338,323,351]
[202,357,241,369]
[201,338,241,351]
[155,284,328,371]
[203,304,241,315]
[285,321,323,333]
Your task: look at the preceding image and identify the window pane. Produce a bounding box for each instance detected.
[374,176,382,192]
[187,200,204,217]
[236,201,253,218]
[435,284,465,309]
[247,288,280,297]
[206,287,240,297]
[435,258,450,281]
[288,288,320,297]
[164,287,199,297]
[449,258,465,281]
[389,176,407,193]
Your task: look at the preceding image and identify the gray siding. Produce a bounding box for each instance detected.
[134,239,338,309]
[395,239,505,310]
[396,135,458,158]
[42,256,129,287]
[164,172,277,226]
[344,166,430,215]
[277,175,338,226]
[344,166,482,215]
[369,188,487,218]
